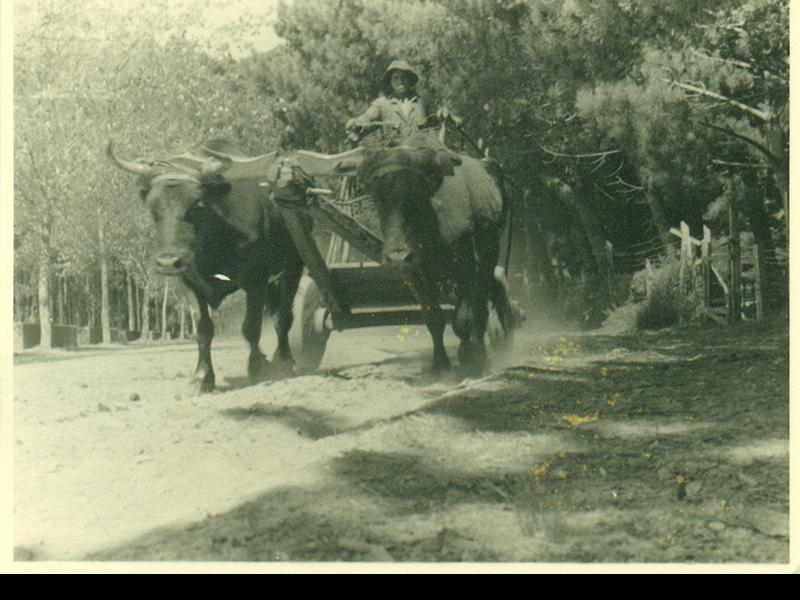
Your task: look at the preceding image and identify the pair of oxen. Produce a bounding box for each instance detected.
[107,134,517,392]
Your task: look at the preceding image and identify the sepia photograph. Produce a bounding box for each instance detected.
[2,0,793,572]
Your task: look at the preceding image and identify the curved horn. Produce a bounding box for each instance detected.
[106,141,156,177]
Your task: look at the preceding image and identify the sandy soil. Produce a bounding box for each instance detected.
[12,317,790,566]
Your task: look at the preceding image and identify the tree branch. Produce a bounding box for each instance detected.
[689,50,788,83]
[666,80,773,122]
[538,146,621,159]
[699,121,779,166]
[710,159,769,169]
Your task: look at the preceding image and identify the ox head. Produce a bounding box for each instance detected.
[107,141,234,285]
[359,144,461,267]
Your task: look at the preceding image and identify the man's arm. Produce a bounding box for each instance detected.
[348,97,384,128]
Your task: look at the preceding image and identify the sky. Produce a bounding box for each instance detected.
[13,0,288,58]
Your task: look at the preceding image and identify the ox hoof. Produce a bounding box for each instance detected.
[269,355,296,379]
[190,379,215,394]
[431,354,451,374]
[248,356,272,382]
[458,344,488,375]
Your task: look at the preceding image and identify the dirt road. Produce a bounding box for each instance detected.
[12,319,789,564]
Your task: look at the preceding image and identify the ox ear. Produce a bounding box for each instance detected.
[432,149,461,177]
[199,156,232,178]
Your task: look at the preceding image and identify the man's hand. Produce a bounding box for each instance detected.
[436,106,463,127]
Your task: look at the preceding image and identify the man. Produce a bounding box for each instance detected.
[346,60,428,140]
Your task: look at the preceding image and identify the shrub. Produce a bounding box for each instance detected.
[634,256,701,330]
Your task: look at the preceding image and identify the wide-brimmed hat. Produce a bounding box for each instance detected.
[382,60,419,90]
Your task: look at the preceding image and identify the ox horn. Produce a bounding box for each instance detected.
[106,141,156,177]
[198,155,232,178]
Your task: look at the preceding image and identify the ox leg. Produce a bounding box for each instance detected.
[270,263,303,376]
[491,267,516,333]
[242,286,270,382]
[451,243,490,374]
[409,272,450,373]
[468,230,502,372]
[192,301,216,393]
[453,295,476,366]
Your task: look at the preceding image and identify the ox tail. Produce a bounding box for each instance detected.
[484,158,513,273]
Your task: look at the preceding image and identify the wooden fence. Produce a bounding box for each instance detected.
[628,222,784,324]
[603,216,786,325]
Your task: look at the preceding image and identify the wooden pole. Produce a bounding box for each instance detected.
[753,243,764,321]
[645,259,654,298]
[702,226,711,309]
[728,204,741,323]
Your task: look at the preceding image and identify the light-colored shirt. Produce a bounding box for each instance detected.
[353,95,428,137]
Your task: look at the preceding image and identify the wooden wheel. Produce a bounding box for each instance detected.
[289,274,331,373]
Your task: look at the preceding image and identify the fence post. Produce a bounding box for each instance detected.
[753,243,764,321]
[728,204,741,323]
[701,226,711,310]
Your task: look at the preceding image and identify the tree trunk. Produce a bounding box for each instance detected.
[37,239,52,348]
[189,306,197,339]
[140,285,151,341]
[180,303,187,339]
[134,284,140,331]
[63,275,69,325]
[522,189,557,306]
[645,188,673,253]
[127,270,136,331]
[86,273,95,328]
[56,274,65,325]
[98,218,112,343]
[766,101,789,242]
[741,171,780,310]
[161,279,170,341]
[568,180,613,280]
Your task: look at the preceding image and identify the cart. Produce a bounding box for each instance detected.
[210,137,520,372]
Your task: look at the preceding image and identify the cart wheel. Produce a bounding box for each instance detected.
[289,275,331,373]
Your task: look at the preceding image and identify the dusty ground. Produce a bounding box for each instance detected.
[12,315,790,567]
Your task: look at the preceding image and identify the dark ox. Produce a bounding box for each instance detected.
[107,140,304,392]
[358,134,516,373]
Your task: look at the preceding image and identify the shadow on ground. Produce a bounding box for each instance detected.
[57,320,790,563]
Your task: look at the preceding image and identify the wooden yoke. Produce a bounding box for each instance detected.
[203,145,377,318]
[292,148,364,177]
[201,146,363,180]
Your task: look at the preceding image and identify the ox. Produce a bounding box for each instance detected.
[107,140,304,392]
[358,133,516,373]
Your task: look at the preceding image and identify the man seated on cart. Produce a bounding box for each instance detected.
[346,60,429,143]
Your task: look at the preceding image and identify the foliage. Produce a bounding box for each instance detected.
[633,257,702,330]
[12,0,789,338]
